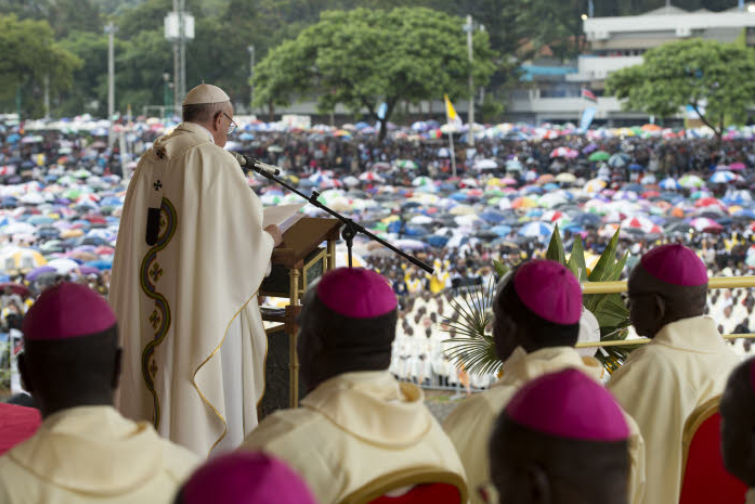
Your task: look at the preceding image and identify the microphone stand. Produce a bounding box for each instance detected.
[242,161,434,274]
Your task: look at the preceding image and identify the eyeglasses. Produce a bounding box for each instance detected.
[223,112,238,135]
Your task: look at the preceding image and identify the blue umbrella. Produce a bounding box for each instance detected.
[480,211,506,224]
[519,221,554,237]
[734,209,755,219]
[425,235,449,247]
[239,132,255,141]
[543,183,559,191]
[628,163,643,171]
[562,223,585,234]
[660,178,680,190]
[572,213,602,227]
[84,260,113,271]
[450,192,468,201]
[6,133,20,143]
[491,225,512,237]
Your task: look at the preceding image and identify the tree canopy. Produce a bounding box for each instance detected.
[0,14,81,118]
[606,39,755,138]
[253,7,497,139]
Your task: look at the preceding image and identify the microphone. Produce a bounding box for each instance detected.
[231,152,281,176]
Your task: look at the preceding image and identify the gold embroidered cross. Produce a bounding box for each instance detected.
[149,309,161,329]
[150,263,163,282]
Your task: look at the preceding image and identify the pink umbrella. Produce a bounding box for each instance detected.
[550,147,579,159]
[729,162,746,171]
[691,217,723,233]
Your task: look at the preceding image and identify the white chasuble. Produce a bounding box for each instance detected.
[110,122,274,457]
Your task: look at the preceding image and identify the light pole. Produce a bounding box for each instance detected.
[248,45,255,114]
[105,22,117,147]
[464,15,475,147]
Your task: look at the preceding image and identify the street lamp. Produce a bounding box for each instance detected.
[748,3,755,13]
[581,13,588,20]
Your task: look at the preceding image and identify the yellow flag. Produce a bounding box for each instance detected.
[444,94,462,128]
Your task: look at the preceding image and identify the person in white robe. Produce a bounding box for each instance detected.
[109,84,281,457]
[608,244,741,504]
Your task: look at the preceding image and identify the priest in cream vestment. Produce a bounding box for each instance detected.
[444,261,645,504]
[608,244,741,504]
[0,283,199,504]
[110,84,280,457]
[242,268,466,504]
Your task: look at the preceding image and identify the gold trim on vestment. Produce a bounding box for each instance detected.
[192,288,261,458]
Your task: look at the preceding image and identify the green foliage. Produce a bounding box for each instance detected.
[0,14,81,118]
[253,7,497,140]
[443,278,503,376]
[607,39,755,138]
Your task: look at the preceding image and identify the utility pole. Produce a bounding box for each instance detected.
[248,45,255,114]
[166,0,193,112]
[172,0,180,113]
[43,74,50,120]
[179,0,186,105]
[465,15,475,147]
[106,22,116,147]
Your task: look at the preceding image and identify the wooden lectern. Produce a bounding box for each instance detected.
[258,217,341,416]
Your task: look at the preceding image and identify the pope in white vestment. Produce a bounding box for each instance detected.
[110,85,276,457]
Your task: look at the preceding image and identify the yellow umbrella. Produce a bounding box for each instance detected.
[0,248,47,273]
[584,178,607,193]
[61,229,85,239]
[486,177,503,187]
[450,205,475,215]
[555,173,577,183]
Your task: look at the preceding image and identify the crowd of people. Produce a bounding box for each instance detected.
[2,79,755,503]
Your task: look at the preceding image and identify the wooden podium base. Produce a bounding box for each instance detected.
[258,329,303,420]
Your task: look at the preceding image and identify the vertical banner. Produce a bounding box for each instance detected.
[580,107,598,131]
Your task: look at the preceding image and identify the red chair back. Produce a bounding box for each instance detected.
[679,399,747,504]
[369,483,461,504]
[0,402,41,456]
[339,467,466,504]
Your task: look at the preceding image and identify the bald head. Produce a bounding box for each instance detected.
[721,358,755,487]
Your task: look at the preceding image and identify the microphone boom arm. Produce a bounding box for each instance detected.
[240,156,434,274]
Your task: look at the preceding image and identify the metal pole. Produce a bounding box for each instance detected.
[179,0,186,106]
[107,22,116,147]
[466,14,475,147]
[172,0,180,114]
[248,45,255,114]
[43,74,50,120]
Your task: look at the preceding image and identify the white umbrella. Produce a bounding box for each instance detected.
[47,258,81,274]
[473,159,498,171]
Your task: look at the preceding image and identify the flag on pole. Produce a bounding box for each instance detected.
[582,89,598,103]
[444,94,462,128]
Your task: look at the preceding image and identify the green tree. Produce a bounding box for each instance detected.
[0,14,81,118]
[606,39,755,139]
[253,7,497,139]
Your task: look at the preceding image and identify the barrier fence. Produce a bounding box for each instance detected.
[576,276,755,349]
